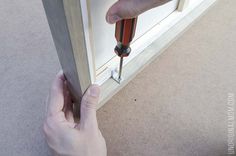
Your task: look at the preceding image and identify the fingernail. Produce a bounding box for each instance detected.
[108,14,121,24]
[89,85,100,97]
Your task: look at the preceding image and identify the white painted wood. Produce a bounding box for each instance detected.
[42,0,92,117]
[80,0,97,83]
[178,0,190,11]
[42,0,91,99]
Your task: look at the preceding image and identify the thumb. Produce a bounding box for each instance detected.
[79,85,100,131]
[106,0,156,24]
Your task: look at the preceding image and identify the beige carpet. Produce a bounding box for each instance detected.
[0,0,235,156]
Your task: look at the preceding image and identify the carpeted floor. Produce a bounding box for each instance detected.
[0,0,235,156]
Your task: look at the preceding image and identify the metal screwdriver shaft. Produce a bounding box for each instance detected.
[118,57,123,82]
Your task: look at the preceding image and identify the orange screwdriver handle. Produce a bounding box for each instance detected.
[114,18,138,57]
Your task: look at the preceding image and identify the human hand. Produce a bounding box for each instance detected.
[43,71,107,156]
[106,0,171,24]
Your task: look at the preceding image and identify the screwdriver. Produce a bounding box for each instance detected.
[114,17,138,83]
